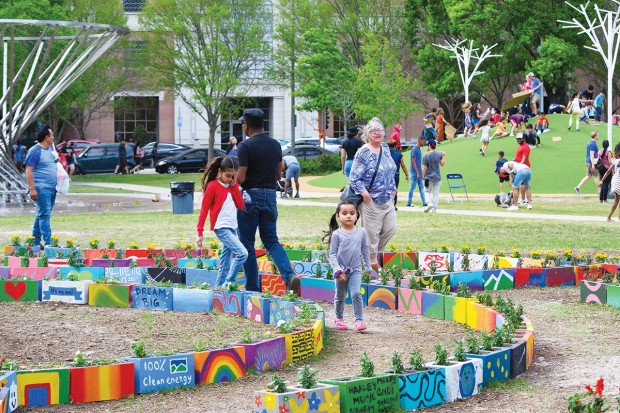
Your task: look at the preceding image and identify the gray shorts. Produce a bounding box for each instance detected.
[286,163,300,180]
[586,163,598,177]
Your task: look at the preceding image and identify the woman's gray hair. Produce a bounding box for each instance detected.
[361,117,385,143]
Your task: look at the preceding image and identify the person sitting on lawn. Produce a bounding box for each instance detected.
[580,103,594,126]
[509,110,526,136]
[534,113,550,135]
[488,107,501,126]
[492,117,510,139]
[523,124,539,148]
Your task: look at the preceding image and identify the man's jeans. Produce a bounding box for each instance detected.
[213,227,248,287]
[595,106,602,121]
[237,188,294,292]
[407,174,426,206]
[32,186,57,246]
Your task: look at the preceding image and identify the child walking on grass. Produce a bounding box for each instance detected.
[602,143,620,222]
[476,118,491,156]
[196,156,248,287]
[324,201,371,332]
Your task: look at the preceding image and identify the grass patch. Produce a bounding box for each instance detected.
[486,378,534,393]
[69,185,141,194]
[72,173,203,189]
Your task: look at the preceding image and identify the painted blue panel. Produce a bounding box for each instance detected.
[131,285,173,311]
[172,288,214,313]
[124,354,195,394]
[104,267,146,283]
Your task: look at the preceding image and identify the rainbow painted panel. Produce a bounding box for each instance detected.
[41,280,90,304]
[69,363,134,403]
[421,291,445,320]
[60,266,105,281]
[239,337,286,374]
[367,284,397,310]
[466,347,511,385]
[444,295,473,325]
[579,280,607,304]
[397,288,422,315]
[88,283,132,308]
[466,301,486,330]
[0,280,39,302]
[0,370,18,413]
[193,347,246,385]
[16,369,69,407]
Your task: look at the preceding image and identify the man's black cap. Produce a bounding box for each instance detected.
[239,108,265,123]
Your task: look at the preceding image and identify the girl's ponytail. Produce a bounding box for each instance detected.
[322,213,340,244]
[201,157,223,191]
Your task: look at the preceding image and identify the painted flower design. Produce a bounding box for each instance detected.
[308,392,321,410]
[255,395,262,407]
[295,391,305,399]
[279,403,289,413]
[319,389,340,413]
[263,394,276,409]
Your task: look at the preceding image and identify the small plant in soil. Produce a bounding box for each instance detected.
[67,271,79,282]
[456,282,472,298]
[415,267,424,278]
[465,331,480,354]
[302,252,312,262]
[408,276,423,290]
[40,254,48,267]
[314,262,323,278]
[433,344,449,366]
[391,266,404,288]
[276,319,295,334]
[453,339,467,362]
[602,272,614,284]
[0,357,19,371]
[267,375,288,393]
[408,350,424,371]
[432,280,450,296]
[281,290,298,302]
[480,331,494,352]
[492,328,505,347]
[361,270,370,284]
[446,260,454,273]
[475,291,494,307]
[194,341,208,352]
[461,253,471,272]
[390,352,405,375]
[429,259,438,275]
[297,365,318,389]
[261,287,273,298]
[73,351,88,367]
[325,265,334,280]
[131,341,147,358]
[360,351,375,377]
[379,268,390,286]
[226,282,240,292]
[491,254,500,269]
[240,330,253,344]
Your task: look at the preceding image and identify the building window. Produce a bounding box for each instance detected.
[114,96,159,143]
[123,0,145,13]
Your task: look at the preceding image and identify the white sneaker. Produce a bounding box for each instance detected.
[424,205,433,213]
[507,205,519,211]
[518,200,527,205]
[527,204,532,209]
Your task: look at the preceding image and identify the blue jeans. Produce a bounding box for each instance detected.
[595,106,602,121]
[237,188,294,291]
[213,227,248,287]
[394,173,400,205]
[407,174,426,206]
[344,160,354,177]
[334,269,363,321]
[32,186,57,246]
[423,127,437,140]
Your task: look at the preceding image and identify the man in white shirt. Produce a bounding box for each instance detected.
[282,155,301,198]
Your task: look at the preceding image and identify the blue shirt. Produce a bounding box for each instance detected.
[410,146,422,176]
[594,94,605,108]
[349,143,396,205]
[586,140,599,164]
[25,144,57,189]
[13,144,25,162]
[389,148,403,175]
[531,77,543,97]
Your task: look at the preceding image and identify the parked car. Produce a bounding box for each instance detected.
[75,143,135,174]
[155,148,226,174]
[281,144,335,161]
[56,139,99,167]
[281,137,341,154]
[142,142,191,166]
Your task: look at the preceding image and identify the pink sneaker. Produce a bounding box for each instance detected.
[335,318,348,331]
[355,320,367,331]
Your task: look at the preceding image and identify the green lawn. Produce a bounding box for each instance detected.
[72,173,203,189]
[310,114,618,195]
[69,185,141,194]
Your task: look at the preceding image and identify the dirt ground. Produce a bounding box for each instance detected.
[3,286,620,412]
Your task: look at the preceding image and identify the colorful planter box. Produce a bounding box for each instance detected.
[4,245,41,256]
[397,368,446,411]
[88,283,133,308]
[125,248,162,259]
[60,266,105,281]
[444,294,474,324]
[172,288,214,313]
[260,273,287,296]
[284,249,311,261]
[163,249,205,259]
[606,284,620,308]
[465,347,511,385]
[0,370,17,413]
[449,271,484,292]
[43,247,78,259]
[136,259,155,267]
[312,319,323,356]
[367,283,397,310]
[424,359,482,403]
[450,253,489,271]
[9,266,58,280]
[0,280,39,302]
[91,259,131,268]
[104,267,146,283]
[418,252,449,271]
[41,280,91,304]
[466,301,486,330]
[574,265,605,284]
[275,328,315,365]
[193,346,246,385]
[245,294,271,323]
[397,288,423,315]
[0,267,10,280]
[544,267,575,287]
[580,280,607,304]
[212,290,245,316]
[344,282,368,306]
[504,339,527,379]
[16,368,70,407]
[254,383,340,413]
[145,267,186,284]
[123,354,195,394]
[320,374,399,413]
[4,257,45,269]
[421,290,445,320]
[299,277,334,303]
[237,337,286,374]
[132,285,173,311]
[82,248,118,265]
[186,269,218,287]
[69,363,134,403]
[516,329,535,370]
[269,299,301,325]
[177,258,217,269]
[417,273,450,288]
[291,261,331,277]
[515,268,546,287]
[482,269,515,291]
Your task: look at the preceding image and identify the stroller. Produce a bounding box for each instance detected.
[277,178,293,198]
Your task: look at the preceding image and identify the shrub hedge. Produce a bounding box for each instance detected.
[299,154,341,176]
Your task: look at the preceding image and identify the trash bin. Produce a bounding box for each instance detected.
[170,181,195,214]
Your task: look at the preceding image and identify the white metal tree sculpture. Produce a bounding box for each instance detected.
[434,39,501,103]
[559,1,620,146]
[0,19,128,204]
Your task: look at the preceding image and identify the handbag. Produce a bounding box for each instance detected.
[340,146,382,207]
[595,150,606,173]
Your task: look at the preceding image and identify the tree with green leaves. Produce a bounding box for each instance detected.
[139,0,270,159]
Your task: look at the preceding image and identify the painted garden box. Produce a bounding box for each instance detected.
[450,254,489,271]
[284,249,311,261]
[417,273,450,288]
[482,269,515,291]
[132,285,173,311]
[444,294,475,325]
[125,248,162,259]
[503,339,527,379]
[291,261,331,277]
[236,336,286,374]
[0,370,18,413]
[606,284,620,308]
[515,268,546,288]
[104,267,146,284]
[123,354,194,394]
[574,265,605,284]
[145,267,186,285]
[16,368,70,407]
[466,301,486,330]
[82,248,118,264]
[367,283,397,310]
[261,273,287,296]
[193,346,246,385]
[212,290,245,316]
[449,271,484,292]
[269,299,301,325]
[172,288,214,313]
[88,283,133,308]
[300,277,334,303]
[418,252,449,271]
[320,374,399,413]
[163,248,205,259]
[186,268,218,287]
[579,280,607,304]
[344,282,368,306]
[397,367,446,411]
[177,258,217,269]
[254,383,340,413]
[91,259,131,268]
[397,288,423,315]
[424,359,482,403]
[43,247,79,259]
[9,267,57,280]
[0,267,9,280]
[274,328,315,365]
[0,280,39,302]
[544,267,575,287]
[60,266,104,281]
[69,362,134,403]
[465,347,511,385]
[421,290,445,320]
[245,294,271,323]
[4,245,41,256]
[41,280,91,304]
[382,251,418,269]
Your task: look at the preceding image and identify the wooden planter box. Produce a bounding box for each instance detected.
[88,283,133,308]
[367,283,397,310]
[244,294,271,323]
[0,279,40,302]
[236,336,286,374]
[131,285,173,311]
[320,374,399,413]
[193,346,246,385]
[421,290,446,320]
[482,268,515,290]
[123,353,195,394]
[42,280,91,304]
[59,266,105,281]
[254,383,340,413]
[424,359,483,403]
[69,362,134,403]
[172,288,214,313]
[465,347,511,385]
[395,367,446,410]
[580,279,607,304]
[104,267,146,283]
[397,287,423,315]
[212,290,245,316]
[16,368,70,407]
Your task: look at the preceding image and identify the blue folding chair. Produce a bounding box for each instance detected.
[446,173,469,202]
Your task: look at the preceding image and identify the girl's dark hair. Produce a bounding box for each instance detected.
[322,201,359,244]
[615,143,620,157]
[572,92,578,98]
[201,155,239,191]
[603,139,610,151]
[477,118,489,128]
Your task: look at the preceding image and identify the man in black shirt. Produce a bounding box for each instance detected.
[114,138,128,175]
[340,126,363,177]
[236,109,299,292]
[579,85,594,105]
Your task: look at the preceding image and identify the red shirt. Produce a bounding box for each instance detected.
[515,142,531,167]
[196,180,244,235]
[489,113,501,125]
[389,130,402,150]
